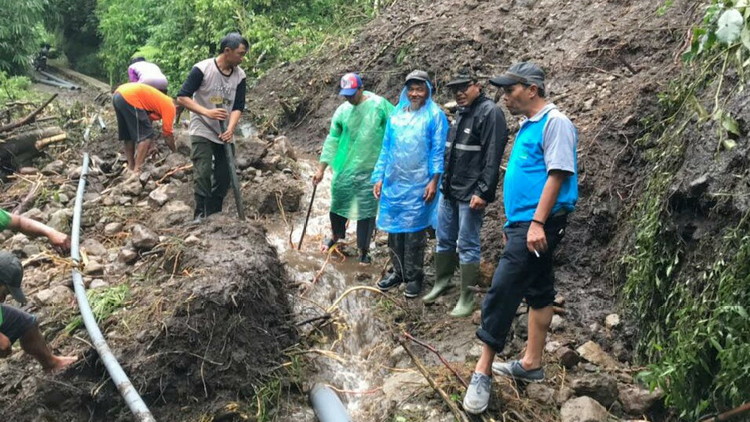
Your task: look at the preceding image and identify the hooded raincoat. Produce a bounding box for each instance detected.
[320,92,394,220]
[371,82,449,233]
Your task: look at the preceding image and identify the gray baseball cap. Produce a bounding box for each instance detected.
[0,252,25,305]
[489,62,546,92]
[405,70,430,84]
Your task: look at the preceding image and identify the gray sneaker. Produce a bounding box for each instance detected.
[491,360,544,382]
[463,372,492,414]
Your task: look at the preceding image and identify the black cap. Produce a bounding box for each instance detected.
[0,252,25,305]
[405,70,430,84]
[446,69,475,87]
[489,62,546,92]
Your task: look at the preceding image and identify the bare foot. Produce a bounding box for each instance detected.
[44,355,78,373]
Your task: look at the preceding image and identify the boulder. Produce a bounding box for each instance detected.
[526,383,555,405]
[34,285,73,306]
[550,314,566,332]
[82,239,108,256]
[131,225,159,250]
[41,160,65,175]
[148,185,170,208]
[556,346,581,369]
[576,340,619,368]
[162,201,193,225]
[619,386,663,415]
[605,313,621,329]
[104,222,124,236]
[560,396,609,422]
[83,260,104,276]
[121,179,143,196]
[570,373,619,407]
[118,248,138,264]
[47,208,73,232]
[272,135,297,160]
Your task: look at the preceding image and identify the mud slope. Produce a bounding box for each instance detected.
[247,0,699,326]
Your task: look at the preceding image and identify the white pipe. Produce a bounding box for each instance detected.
[310,384,352,422]
[71,153,156,422]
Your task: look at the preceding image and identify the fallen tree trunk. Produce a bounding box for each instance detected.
[0,126,66,170]
[0,94,57,134]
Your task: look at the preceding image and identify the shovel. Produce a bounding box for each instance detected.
[297,183,317,250]
[212,103,245,220]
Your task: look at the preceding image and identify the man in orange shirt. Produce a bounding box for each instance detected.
[113,83,176,173]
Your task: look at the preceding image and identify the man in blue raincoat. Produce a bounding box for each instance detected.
[371,70,448,298]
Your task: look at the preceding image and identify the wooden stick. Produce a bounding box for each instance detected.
[403,331,468,388]
[0,94,58,133]
[12,181,41,214]
[34,133,67,149]
[297,183,317,250]
[397,336,471,422]
[700,402,750,422]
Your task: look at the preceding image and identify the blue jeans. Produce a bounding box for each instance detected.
[436,197,484,264]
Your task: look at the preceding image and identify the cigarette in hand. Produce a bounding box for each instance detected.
[533,249,540,258]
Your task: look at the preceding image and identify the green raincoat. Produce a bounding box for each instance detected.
[320,92,394,220]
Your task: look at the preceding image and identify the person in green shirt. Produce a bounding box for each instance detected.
[0,208,77,372]
[312,73,394,264]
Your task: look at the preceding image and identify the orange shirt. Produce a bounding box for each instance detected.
[115,83,175,136]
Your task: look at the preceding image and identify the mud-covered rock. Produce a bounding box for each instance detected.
[570,373,619,407]
[34,285,72,306]
[131,224,159,250]
[118,248,138,264]
[577,340,619,368]
[148,185,170,207]
[618,386,663,415]
[47,208,73,232]
[556,346,580,369]
[526,383,555,405]
[104,222,123,236]
[246,173,303,214]
[561,396,609,422]
[41,160,65,175]
[81,238,107,256]
[605,313,621,329]
[83,260,104,276]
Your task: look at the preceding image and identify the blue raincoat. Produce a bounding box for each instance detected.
[371,82,449,233]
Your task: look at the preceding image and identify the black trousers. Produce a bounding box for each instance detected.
[329,212,376,252]
[476,216,567,352]
[387,230,426,283]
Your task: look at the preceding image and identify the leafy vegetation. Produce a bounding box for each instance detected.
[622,1,750,418]
[0,72,36,102]
[65,284,130,333]
[0,0,47,74]
[95,0,393,91]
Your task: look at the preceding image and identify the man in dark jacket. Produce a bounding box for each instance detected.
[422,70,508,317]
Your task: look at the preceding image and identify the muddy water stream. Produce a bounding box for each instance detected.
[264,157,392,420]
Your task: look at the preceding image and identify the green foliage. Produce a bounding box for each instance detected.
[65,284,130,333]
[0,71,34,102]
[622,4,750,417]
[0,0,47,74]
[683,0,750,61]
[95,0,393,92]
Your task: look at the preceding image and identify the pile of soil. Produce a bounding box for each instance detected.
[0,100,301,421]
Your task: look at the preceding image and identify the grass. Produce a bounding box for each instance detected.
[65,284,129,334]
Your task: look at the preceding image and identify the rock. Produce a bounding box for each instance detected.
[240,139,269,168]
[118,248,138,264]
[556,386,575,405]
[605,313,621,330]
[83,260,104,276]
[466,343,483,361]
[162,201,193,225]
[34,285,73,306]
[122,179,143,196]
[82,239,108,256]
[589,322,602,333]
[272,135,297,160]
[570,373,619,407]
[556,346,581,369]
[185,235,201,246]
[22,208,45,221]
[131,225,159,250]
[89,279,109,289]
[102,196,116,206]
[117,195,132,205]
[68,166,83,179]
[41,160,65,175]
[22,244,42,257]
[148,185,170,207]
[577,341,619,368]
[139,171,151,185]
[560,396,609,422]
[550,314,565,332]
[382,371,429,398]
[164,152,188,169]
[57,193,70,204]
[471,309,482,325]
[619,386,663,415]
[47,208,73,232]
[545,340,562,354]
[554,294,566,306]
[104,222,124,236]
[389,346,408,367]
[19,167,38,175]
[526,383,555,405]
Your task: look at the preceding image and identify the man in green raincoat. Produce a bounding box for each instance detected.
[312,73,394,264]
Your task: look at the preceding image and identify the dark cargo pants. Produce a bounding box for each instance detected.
[191,135,234,215]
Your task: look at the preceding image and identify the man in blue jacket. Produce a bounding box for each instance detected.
[372,70,448,297]
[462,62,578,415]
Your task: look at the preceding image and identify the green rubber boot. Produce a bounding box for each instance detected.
[450,263,480,317]
[422,252,458,303]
